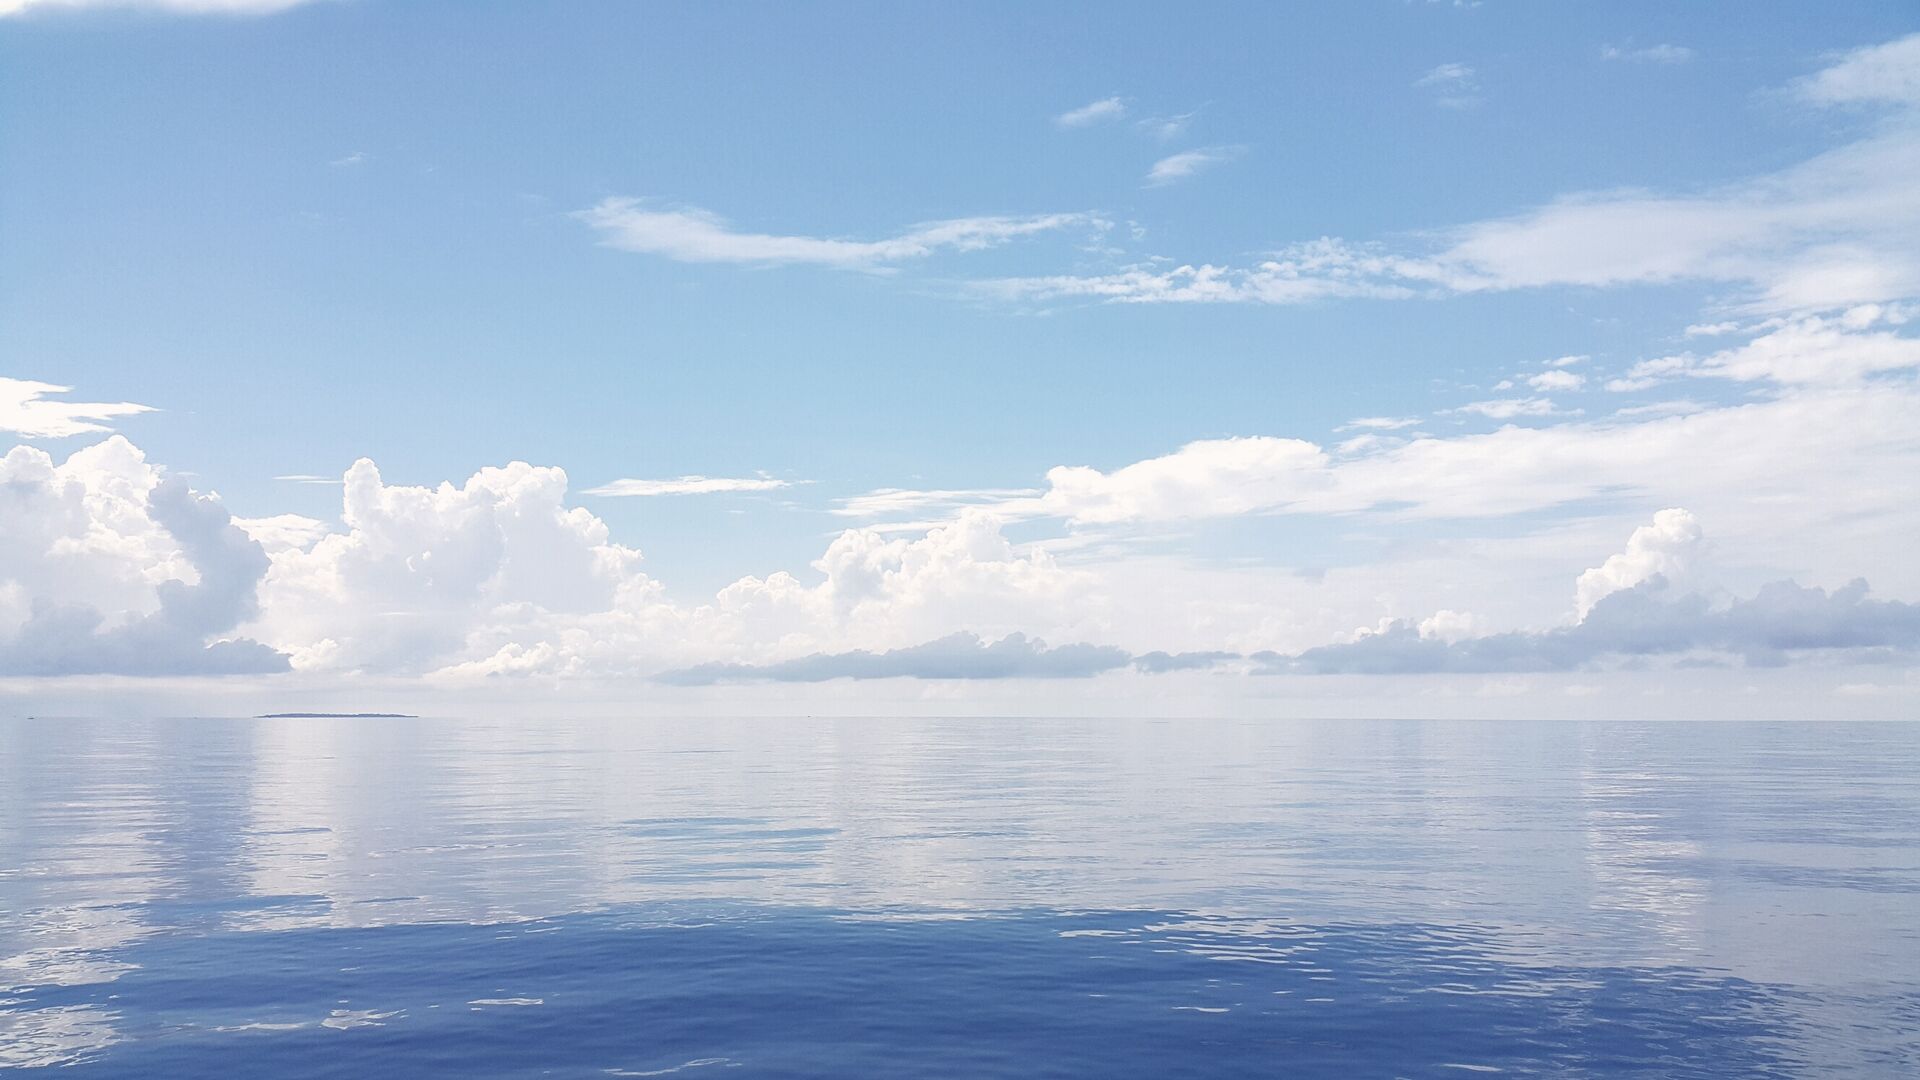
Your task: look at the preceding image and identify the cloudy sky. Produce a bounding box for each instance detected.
[4,2,1919,717]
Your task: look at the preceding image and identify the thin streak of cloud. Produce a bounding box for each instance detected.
[576,198,1105,269]
[1054,96,1127,128]
[584,475,794,497]
[1144,146,1244,187]
[1,378,155,439]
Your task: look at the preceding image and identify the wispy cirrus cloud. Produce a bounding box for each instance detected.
[1054,96,1127,128]
[1144,146,1244,187]
[576,198,1104,269]
[584,475,793,497]
[1794,32,1920,106]
[1136,110,1201,141]
[1601,43,1695,64]
[1,378,155,439]
[985,37,1920,313]
[1415,62,1481,108]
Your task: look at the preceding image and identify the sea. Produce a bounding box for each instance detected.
[2,716,1915,1077]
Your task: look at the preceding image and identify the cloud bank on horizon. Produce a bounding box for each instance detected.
[4,17,1920,711]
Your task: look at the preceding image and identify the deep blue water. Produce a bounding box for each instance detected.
[1,718,1916,1076]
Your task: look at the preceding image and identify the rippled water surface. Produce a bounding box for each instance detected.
[2,717,1916,1076]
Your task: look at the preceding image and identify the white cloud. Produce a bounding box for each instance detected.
[0,437,285,674]
[1273,574,1920,674]
[1144,146,1243,186]
[1415,62,1475,87]
[1136,111,1199,141]
[832,487,1040,521]
[1795,32,1920,106]
[577,198,1103,269]
[8,311,1917,690]
[0,0,319,13]
[987,36,1920,313]
[980,238,1435,305]
[1527,370,1587,391]
[658,631,1128,685]
[1415,62,1481,108]
[1039,436,1330,525]
[1574,508,1704,617]
[1444,397,1569,419]
[249,457,665,674]
[584,475,790,497]
[855,318,1920,545]
[1611,307,1920,388]
[1,378,154,439]
[1338,416,1420,432]
[1601,44,1695,64]
[233,514,332,554]
[1054,96,1127,128]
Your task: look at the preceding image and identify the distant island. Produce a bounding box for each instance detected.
[254,712,418,719]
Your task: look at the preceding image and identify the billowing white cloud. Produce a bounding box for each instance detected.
[1574,508,1704,617]
[1,378,153,439]
[0,437,286,674]
[248,457,666,674]
[7,308,1918,688]
[577,198,1103,269]
[1055,96,1127,128]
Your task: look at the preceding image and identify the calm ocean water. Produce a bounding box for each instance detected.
[1,716,1915,1077]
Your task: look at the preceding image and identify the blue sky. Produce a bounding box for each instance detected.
[4,1,1920,715]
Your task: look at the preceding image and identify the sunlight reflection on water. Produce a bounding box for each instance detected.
[1,717,1916,1076]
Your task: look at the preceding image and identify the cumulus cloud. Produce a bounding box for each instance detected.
[1055,96,1127,128]
[1574,508,1704,617]
[0,438,287,675]
[248,457,665,674]
[1,378,154,439]
[584,475,790,497]
[576,198,1102,269]
[658,631,1129,684]
[0,0,319,13]
[220,449,1094,681]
